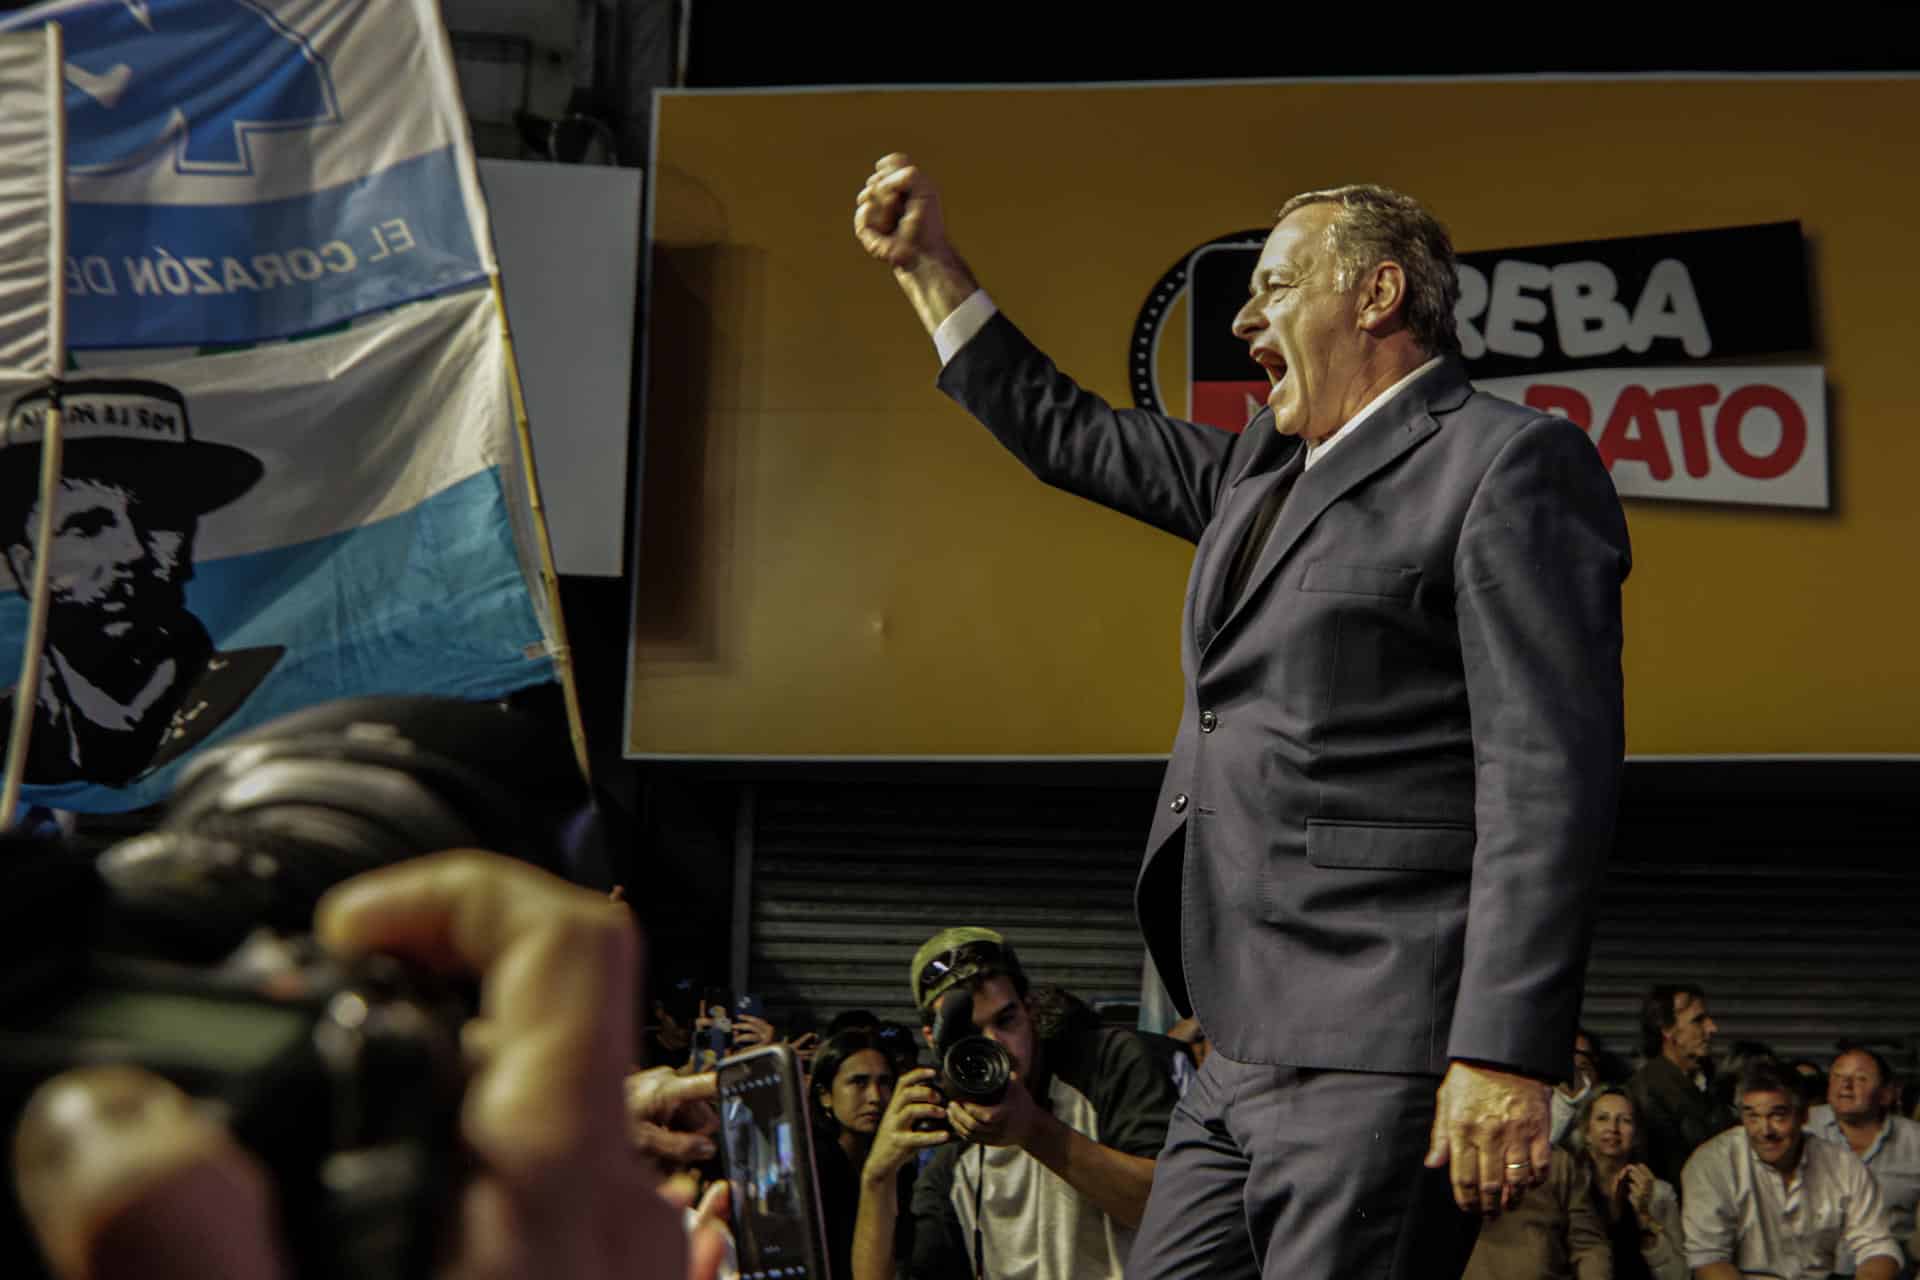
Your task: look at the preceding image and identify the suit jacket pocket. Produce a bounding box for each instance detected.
[1300,561,1420,600]
[1306,820,1474,873]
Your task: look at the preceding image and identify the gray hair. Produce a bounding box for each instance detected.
[1275,184,1461,358]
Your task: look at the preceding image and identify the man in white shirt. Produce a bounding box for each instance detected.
[1808,1045,1920,1276]
[1683,1058,1900,1279]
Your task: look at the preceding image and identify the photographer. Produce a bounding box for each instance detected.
[12,851,732,1280]
[856,928,1175,1280]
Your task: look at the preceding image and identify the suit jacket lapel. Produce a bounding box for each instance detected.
[1204,360,1472,655]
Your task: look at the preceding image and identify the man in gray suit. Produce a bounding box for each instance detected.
[854,155,1630,1279]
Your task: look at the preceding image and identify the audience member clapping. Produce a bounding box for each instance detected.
[1571,1086,1685,1280]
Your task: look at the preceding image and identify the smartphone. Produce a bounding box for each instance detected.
[734,992,767,1023]
[716,1043,831,1280]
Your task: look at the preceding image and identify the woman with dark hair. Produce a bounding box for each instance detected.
[810,1029,914,1279]
[1573,1086,1687,1280]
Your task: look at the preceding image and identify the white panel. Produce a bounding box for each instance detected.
[480,158,640,576]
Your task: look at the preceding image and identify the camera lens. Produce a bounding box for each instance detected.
[942,1037,1012,1104]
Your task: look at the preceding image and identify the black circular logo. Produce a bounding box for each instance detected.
[1127,230,1267,413]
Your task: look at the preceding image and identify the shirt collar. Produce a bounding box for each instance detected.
[1823,1110,1893,1163]
[1302,356,1444,472]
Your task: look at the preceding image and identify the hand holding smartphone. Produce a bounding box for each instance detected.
[715,1043,830,1280]
[731,993,775,1050]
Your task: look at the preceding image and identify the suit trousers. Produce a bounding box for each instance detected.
[1127,1053,1482,1280]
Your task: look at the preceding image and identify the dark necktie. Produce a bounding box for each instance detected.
[1216,460,1301,626]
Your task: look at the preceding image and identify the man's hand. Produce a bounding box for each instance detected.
[854,153,952,271]
[863,1067,949,1184]
[947,1072,1048,1151]
[853,154,980,338]
[11,851,730,1280]
[1424,1061,1552,1215]
[626,1067,719,1173]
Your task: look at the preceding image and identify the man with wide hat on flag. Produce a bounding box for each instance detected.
[0,379,283,788]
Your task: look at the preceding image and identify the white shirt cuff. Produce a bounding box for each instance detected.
[933,289,998,366]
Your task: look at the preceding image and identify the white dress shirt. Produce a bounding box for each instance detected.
[1682,1126,1901,1277]
[1808,1104,1920,1272]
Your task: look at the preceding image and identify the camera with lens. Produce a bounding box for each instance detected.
[914,986,1013,1133]
[0,695,608,1280]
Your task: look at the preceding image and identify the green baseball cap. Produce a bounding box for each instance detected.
[910,926,1022,1014]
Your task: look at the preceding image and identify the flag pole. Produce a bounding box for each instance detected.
[1,22,68,824]
[490,273,592,783]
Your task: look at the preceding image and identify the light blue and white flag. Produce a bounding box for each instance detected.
[0,0,570,813]
[0,0,496,350]
[0,290,559,811]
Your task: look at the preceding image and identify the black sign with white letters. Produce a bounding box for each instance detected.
[1453,221,1811,379]
[1177,221,1811,389]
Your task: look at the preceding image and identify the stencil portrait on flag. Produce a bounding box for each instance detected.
[0,379,281,786]
[0,0,574,811]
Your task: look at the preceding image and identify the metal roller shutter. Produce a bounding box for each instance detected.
[737,761,1920,1082]
[1579,761,1920,1080]
[743,776,1155,1035]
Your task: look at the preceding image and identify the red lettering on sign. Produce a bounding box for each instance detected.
[1715,385,1807,480]
[1650,384,1719,478]
[1524,384,1592,429]
[1594,385,1673,480]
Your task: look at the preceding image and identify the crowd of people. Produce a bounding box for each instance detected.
[10,846,1916,1280]
[639,929,1187,1280]
[636,969,1920,1280]
[1467,984,1920,1280]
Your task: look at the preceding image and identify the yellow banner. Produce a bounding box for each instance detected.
[631,78,1920,757]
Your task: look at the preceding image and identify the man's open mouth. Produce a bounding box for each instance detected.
[1252,350,1287,390]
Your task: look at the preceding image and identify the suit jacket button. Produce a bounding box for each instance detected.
[1170,793,1189,813]
[1199,710,1218,733]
